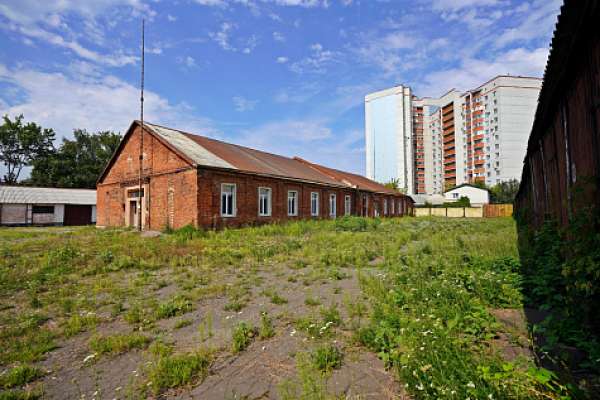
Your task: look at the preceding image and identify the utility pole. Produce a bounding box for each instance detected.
[137,19,145,231]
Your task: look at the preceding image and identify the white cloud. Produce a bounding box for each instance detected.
[429,0,504,12]
[290,43,338,74]
[276,56,289,63]
[417,47,548,97]
[272,31,285,42]
[232,96,258,112]
[0,1,148,68]
[177,56,197,68]
[209,22,237,51]
[167,14,177,22]
[352,30,415,75]
[494,0,561,48]
[236,120,364,174]
[0,64,218,142]
[242,35,258,54]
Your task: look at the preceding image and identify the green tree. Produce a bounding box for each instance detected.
[383,178,406,193]
[0,115,55,184]
[489,179,520,204]
[28,129,121,189]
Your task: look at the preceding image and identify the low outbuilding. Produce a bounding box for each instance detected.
[0,185,97,226]
[443,184,490,207]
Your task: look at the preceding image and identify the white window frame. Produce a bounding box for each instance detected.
[310,192,319,216]
[397,200,401,215]
[329,193,337,218]
[288,190,298,216]
[391,199,395,215]
[221,183,236,217]
[258,187,271,217]
[344,195,351,216]
[383,199,388,215]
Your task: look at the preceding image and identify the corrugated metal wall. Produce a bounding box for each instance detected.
[515,0,600,230]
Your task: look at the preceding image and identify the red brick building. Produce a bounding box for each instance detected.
[96,121,413,230]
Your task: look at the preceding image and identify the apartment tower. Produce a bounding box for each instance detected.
[365,75,542,195]
[365,85,414,193]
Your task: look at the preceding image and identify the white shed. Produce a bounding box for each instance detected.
[0,185,96,226]
[443,184,490,207]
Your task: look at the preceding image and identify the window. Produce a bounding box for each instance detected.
[397,200,401,215]
[32,205,54,214]
[288,190,298,216]
[258,187,271,216]
[362,194,368,216]
[311,192,319,216]
[452,193,459,199]
[329,193,336,218]
[344,195,351,216]
[391,199,395,215]
[383,199,388,215]
[221,183,236,217]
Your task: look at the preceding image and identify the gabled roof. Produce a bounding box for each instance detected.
[101,120,403,195]
[444,183,489,194]
[0,185,96,205]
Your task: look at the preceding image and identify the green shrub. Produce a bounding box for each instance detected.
[259,312,275,340]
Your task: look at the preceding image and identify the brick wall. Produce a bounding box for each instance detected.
[197,168,407,229]
[97,125,413,231]
[97,125,198,230]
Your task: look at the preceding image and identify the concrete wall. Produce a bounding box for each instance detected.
[415,207,485,218]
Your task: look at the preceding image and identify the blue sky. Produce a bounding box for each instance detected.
[0,0,561,177]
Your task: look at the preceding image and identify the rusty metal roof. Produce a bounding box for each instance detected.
[142,122,400,194]
[144,122,346,187]
[293,157,405,196]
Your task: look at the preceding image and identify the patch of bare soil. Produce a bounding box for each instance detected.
[33,266,405,399]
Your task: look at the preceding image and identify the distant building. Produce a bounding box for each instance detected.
[365,75,542,195]
[96,121,414,230]
[443,184,490,207]
[365,85,414,193]
[0,186,96,226]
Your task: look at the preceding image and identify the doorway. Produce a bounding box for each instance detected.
[125,186,146,229]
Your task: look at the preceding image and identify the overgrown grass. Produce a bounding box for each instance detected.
[0,217,591,398]
[0,365,43,389]
[89,333,151,355]
[147,349,213,395]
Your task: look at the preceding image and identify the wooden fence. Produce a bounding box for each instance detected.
[483,204,513,218]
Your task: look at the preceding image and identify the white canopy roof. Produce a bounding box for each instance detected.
[0,186,96,205]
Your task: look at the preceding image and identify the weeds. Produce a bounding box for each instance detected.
[89,333,151,355]
[147,348,213,395]
[231,322,257,353]
[259,312,275,340]
[0,365,43,389]
[310,344,343,372]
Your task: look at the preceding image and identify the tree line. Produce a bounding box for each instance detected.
[0,115,122,189]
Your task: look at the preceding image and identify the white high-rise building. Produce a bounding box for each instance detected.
[365,75,542,195]
[365,85,414,193]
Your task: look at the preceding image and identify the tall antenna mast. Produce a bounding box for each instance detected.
[137,18,145,231]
